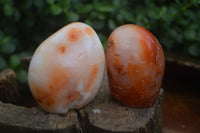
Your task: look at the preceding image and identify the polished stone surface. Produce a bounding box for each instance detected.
[106,24,165,107]
[28,22,105,113]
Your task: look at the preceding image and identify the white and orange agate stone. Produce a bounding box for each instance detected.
[106,24,165,107]
[28,22,105,113]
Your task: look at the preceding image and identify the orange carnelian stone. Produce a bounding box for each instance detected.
[106,24,165,107]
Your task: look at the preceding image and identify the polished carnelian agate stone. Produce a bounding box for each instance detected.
[106,24,165,107]
[28,22,105,113]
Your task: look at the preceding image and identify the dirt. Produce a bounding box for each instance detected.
[162,71,200,133]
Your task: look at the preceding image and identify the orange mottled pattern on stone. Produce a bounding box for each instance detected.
[67,28,84,42]
[85,27,95,35]
[106,24,165,108]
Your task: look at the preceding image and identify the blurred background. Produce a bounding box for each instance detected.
[0,0,200,83]
[0,0,200,132]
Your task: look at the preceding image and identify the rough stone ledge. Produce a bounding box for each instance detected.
[0,58,164,133]
[0,101,80,133]
[78,75,164,133]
